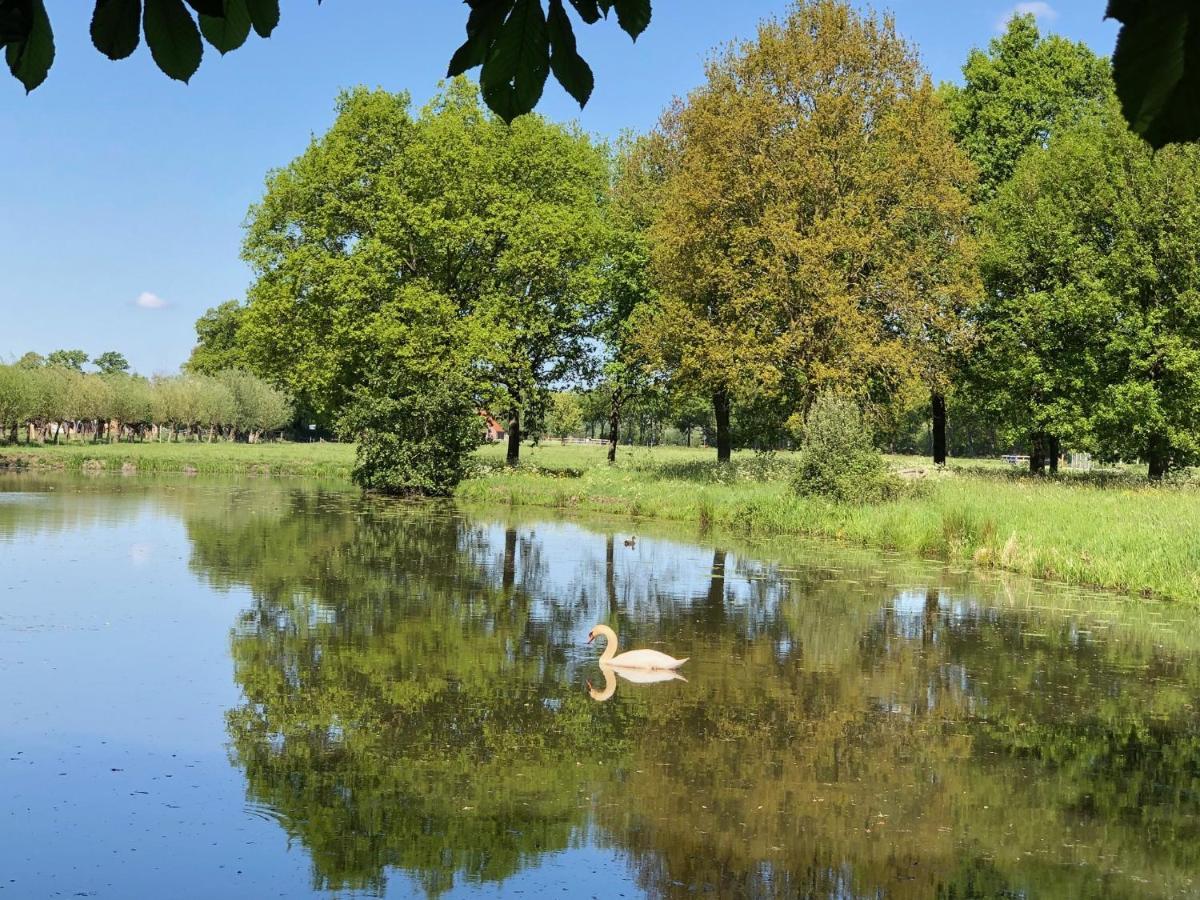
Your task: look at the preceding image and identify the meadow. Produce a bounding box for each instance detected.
[4,438,1197,602]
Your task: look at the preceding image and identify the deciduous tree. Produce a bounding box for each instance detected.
[637,0,976,462]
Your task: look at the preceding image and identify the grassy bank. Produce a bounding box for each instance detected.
[4,438,1196,602]
[462,443,1200,603]
[0,440,355,479]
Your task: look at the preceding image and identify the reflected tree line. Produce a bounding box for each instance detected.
[93,482,1200,897]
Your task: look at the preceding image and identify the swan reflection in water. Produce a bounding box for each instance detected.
[587,663,687,702]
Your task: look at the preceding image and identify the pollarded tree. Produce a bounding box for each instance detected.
[240,80,609,466]
[637,0,977,462]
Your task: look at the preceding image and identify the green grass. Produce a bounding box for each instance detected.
[6,438,1198,602]
[0,439,355,478]
[461,442,1200,603]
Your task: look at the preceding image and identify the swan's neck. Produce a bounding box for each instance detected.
[598,629,618,663]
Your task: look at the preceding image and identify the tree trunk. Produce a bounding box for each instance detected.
[931,391,947,466]
[713,389,732,463]
[506,412,521,466]
[607,395,620,464]
[1048,435,1061,474]
[1147,432,1170,481]
[1029,432,1046,476]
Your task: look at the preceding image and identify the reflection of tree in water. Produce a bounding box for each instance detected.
[179,490,1200,899]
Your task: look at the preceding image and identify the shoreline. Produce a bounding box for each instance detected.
[3,441,1196,604]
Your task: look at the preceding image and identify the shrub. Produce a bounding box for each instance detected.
[791,394,899,504]
[340,375,480,497]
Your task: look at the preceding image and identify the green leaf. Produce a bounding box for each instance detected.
[183,0,223,15]
[244,0,278,38]
[143,0,202,82]
[567,0,600,24]
[611,0,650,40]
[480,0,550,122]
[0,0,34,45]
[448,0,513,77]
[1107,0,1200,148]
[91,0,141,60]
[5,0,53,92]
[548,0,592,108]
[199,0,251,54]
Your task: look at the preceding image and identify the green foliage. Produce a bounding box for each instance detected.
[340,374,481,497]
[240,81,609,463]
[185,300,246,374]
[973,102,1200,478]
[91,350,130,375]
[545,391,583,440]
[942,14,1113,200]
[791,395,899,504]
[0,360,291,444]
[46,348,88,371]
[637,0,977,459]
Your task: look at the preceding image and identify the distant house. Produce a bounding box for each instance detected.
[481,412,506,443]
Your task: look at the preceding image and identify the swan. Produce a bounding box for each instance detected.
[587,624,688,670]
[588,663,687,702]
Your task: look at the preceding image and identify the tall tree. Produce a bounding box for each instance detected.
[239,80,608,465]
[942,14,1112,202]
[185,300,246,374]
[636,0,976,462]
[91,350,130,375]
[978,102,1200,479]
[46,348,88,371]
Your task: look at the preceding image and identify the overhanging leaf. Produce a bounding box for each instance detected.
[480,0,549,122]
[1107,0,1200,148]
[548,0,592,108]
[244,0,278,38]
[448,0,513,77]
[199,0,251,54]
[611,0,650,40]
[5,0,52,92]
[567,0,600,24]
[143,0,202,82]
[90,0,141,60]
[0,0,34,45]
[183,0,222,16]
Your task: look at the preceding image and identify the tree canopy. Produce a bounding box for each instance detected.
[635,0,976,461]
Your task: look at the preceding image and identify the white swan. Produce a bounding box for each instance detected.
[587,624,688,671]
[588,663,687,702]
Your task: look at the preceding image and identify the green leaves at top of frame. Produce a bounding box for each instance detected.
[449,0,651,121]
[3,0,52,92]
[85,0,280,83]
[1107,0,1200,148]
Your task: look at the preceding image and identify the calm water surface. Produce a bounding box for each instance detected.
[2,474,1200,899]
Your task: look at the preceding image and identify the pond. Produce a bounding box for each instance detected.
[2,474,1200,899]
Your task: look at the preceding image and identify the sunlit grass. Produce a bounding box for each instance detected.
[461,442,1200,602]
[0,439,355,478]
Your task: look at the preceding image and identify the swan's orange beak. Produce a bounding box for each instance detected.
[586,631,595,643]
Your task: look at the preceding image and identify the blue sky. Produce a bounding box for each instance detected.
[0,1,1118,375]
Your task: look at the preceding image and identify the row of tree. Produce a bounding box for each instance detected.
[0,361,292,444]
[184,1,1200,491]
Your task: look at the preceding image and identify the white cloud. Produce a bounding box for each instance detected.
[134,291,169,310]
[997,1,1058,30]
